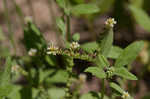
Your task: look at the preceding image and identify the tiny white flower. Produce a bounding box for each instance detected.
[70,42,80,49]
[122,91,130,99]
[79,74,87,83]
[28,48,37,56]
[11,65,20,73]
[47,44,59,55]
[105,18,117,28]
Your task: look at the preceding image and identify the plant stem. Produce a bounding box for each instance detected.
[66,15,71,42]
[3,0,16,54]
[101,79,105,99]
[12,0,25,28]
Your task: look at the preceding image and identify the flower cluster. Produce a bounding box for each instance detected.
[47,44,59,55]
[70,42,80,49]
[105,18,117,28]
[122,91,130,99]
[28,48,37,56]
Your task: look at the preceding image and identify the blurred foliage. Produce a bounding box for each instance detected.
[0,0,150,99]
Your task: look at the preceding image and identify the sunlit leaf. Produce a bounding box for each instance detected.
[115,41,144,67]
[108,46,123,59]
[81,42,98,53]
[71,4,100,15]
[45,70,69,83]
[95,54,109,69]
[114,67,138,80]
[72,33,80,41]
[97,28,113,57]
[48,88,65,99]
[110,82,124,94]
[129,5,150,32]
[85,67,106,79]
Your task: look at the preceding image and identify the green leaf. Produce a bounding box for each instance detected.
[0,84,13,98]
[130,0,144,8]
[114,41,144,67]
[0,58,14,98]
[108,46,123,59]
[110,82,124,94]
[72,33,80,41]
[20,86,32,99]
[97,28,113,57]
[0,57,12,84]
[95,54,109,69]
[32,88,40,99]
[56,0,70,15]
[0,27,5,41]
[81,42,98,53]
[56,17,66,37]
[48,88,65,99]
[80,92,100,99]
[45,70,69,83]
[114,67,138,80]
[129,5,150,32]
[39,69,55,83]
[71,4,100,15]
[7,85,22,99]
[23,22,46,50]
[72,0,84,4]
[45,55,57,66]
[97,0,115,14]
[0,47,10,57]
[85,67,106,79]
[56,0,66,9]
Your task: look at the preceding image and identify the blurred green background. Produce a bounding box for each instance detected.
[0,0,150,98]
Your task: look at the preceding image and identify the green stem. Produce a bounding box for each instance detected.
[101,79,105,99]
[3,0,16,54]
[12,0,25,28]
[66,15,71,42]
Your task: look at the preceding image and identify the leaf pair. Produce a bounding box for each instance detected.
[84,27,114,79]
[85,24,144,80]
[85,65,138,80]
[112,41,144,80]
